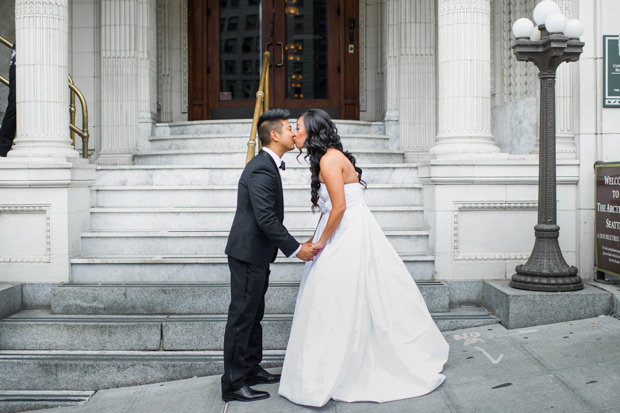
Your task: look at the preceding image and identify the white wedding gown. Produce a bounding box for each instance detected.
[279,183,449,407]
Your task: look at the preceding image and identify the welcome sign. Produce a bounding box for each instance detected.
[604,35,620,108]
[595,162,620,277]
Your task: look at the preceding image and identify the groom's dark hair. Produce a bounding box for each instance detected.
[257,108,290,146]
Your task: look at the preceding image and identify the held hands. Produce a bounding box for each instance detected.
[296,242,317,262]
[312,240,326,255]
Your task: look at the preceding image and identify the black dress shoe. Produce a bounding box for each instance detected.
[245,369,281,386]
[222,385,270,402]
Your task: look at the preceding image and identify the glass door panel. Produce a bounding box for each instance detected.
[284,0,328,100]
[218,0,262,101]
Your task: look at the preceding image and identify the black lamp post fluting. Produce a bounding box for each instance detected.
[509,2,584,292]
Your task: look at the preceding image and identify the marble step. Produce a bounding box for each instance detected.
[93,164,419,187]
[0,284,22,320]
[0,308,498,352]
[91,184,423,208]
[147,133,390,151]
[155,119,385,137]
[50,281,449,315]
[69,254,435,283]
[79,229,430,256]
[89,206,424,231]
[0,390,94,412]
[133,149,405,166]
[0,350,283,391]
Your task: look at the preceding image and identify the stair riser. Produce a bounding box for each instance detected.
[70,260,435,283]
[0,322,162,351]
[0,355,232,391]
[0,315,497,352]
[80,233,429,256]
[90,210,424,231]
[148,136,390,151]
[163,316,499,350]
[51,283,447,315]
[93,166,419,186]
[134,152,404,166]
[92,186,423,208]
[156,121,384,137]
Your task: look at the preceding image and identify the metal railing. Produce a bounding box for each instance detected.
[246,51,271,165]
[0,35,90,158]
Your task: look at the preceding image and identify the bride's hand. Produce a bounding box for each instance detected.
[312,240,326,254]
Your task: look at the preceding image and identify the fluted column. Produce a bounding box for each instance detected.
[97,0,139,165]
[157,0,172,123]
[137,0,157,138]
[431,0,501,159]
[554,0,576,159]
[9,0,78,160]
[399,0,436,161]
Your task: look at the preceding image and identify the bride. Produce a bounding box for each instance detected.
[278,109,449,407]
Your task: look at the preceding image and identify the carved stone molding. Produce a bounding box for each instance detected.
[0,205,51,263]
[453,201,537,261]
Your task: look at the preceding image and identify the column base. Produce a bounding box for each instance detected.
[430,134,506,160]
[0,158,96,283]
[95,153,135,165]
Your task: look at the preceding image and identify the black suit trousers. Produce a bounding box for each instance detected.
[0,64,16,157]
[222,255,270,392]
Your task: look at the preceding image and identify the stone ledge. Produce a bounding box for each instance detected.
[482,280,612,329]
[0,284,22,320]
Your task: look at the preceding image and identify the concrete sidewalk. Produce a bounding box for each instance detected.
[25,315,620,413]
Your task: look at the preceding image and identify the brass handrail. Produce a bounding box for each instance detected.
[68,75,89,159]
[246,51,271,165]
[0,35,89,158]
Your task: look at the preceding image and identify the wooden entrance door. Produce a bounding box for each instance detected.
[188,0,359,120]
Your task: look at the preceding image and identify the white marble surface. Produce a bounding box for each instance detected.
[492,98,538,155]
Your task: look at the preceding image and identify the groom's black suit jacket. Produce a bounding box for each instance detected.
[225,150,299,267]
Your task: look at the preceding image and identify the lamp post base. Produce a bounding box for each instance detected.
[510,224,583,292]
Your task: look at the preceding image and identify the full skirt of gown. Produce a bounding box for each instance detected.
[278,183,449,407]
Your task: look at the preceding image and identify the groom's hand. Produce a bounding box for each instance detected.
[296,243,317,261]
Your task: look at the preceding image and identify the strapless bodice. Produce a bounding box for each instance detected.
[317,182,364,213]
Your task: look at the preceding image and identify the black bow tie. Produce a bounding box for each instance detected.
[279,161,286,171]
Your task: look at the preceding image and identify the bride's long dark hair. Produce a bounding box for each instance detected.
[298,109,366,211]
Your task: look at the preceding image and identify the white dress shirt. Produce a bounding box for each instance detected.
[261,147,301,258]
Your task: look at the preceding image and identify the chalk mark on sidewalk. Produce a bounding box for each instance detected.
[474,346,503,364]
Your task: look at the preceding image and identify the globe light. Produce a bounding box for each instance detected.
[545,12,567,33]
[564,19,584,38]
[533,0,561,26]
[530,27,541,41]
[512,18,535,38]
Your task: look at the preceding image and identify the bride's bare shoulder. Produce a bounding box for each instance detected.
[320,148,347,164]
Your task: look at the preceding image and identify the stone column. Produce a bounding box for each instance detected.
[382,0,400,148]
[554,0,576,159]
[157,0,173,123]
[399,0,436,162]
[137,0,157,140]
[430,0,501,159]
[0,0,96,283]
[97,0,140,165]
[9,0,79,160]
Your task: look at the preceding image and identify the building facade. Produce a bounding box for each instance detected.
[0,0,619,286]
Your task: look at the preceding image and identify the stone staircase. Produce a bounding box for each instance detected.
[0,120,498,401]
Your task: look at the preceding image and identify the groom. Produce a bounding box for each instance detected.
[222,108,316,402]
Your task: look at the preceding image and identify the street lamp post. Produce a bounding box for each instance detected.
[510,1,585,292]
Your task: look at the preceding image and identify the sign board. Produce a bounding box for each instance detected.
[604,35,620,108]
[595,162,620,277]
